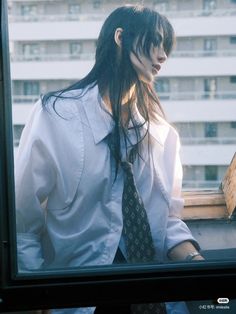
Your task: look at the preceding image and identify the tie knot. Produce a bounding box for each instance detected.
[121,160,133,175]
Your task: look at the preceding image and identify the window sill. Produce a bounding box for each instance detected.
[182,190,228,220]
[181,153,236,221]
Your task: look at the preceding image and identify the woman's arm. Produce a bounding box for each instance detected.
[168,240,204,261]
[163,126,203,261]
[16,101,57,271]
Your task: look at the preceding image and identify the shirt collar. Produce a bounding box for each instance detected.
[82,84,167,146]
[82,85,114,144]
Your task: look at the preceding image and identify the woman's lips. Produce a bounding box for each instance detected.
[152,64,161,75]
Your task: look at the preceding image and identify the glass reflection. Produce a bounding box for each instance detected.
[9,0,236,276]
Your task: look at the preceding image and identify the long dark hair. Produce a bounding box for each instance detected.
[42,5,175,169]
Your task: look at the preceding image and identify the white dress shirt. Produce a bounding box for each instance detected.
[15,84,198,313]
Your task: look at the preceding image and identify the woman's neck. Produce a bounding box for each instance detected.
[102,84,136,115]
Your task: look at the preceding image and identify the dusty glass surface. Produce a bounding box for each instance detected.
[8,0,236,280]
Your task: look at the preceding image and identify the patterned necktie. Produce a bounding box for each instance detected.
[108,135,166,314]
[121,149,167,314]
[121,159,156,263]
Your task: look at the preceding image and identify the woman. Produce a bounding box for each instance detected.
[15,5,203,314]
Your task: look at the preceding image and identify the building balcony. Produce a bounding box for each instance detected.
[161,99,236,123]
[8,15,236,40]
[12,91,236,103]
[10,60,94,79]
[8,13,107,23]
[10,49,236,63]
[9,56,236,79]
[161,55,236,77]
[164,8,236,19]
[182,180,221,190]
[159,91,236,101]
[12,94,39,104]
[12,103,34,124]
[172,50,236,58]
[8,20,102,41]
[8,7,236,23]
[11,96,236,125]
[181,137,236,145]
[181,144,235,166]
[11,52,95,62]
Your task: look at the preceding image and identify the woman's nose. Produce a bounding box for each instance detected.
[158,48,167,63]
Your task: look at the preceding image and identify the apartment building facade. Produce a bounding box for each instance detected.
[8,0,236,189]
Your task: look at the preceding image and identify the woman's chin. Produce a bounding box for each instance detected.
[139,74,155,84]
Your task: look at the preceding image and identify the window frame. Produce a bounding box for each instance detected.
[1,0,236,312]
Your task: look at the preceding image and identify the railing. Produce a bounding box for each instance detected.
[160,8,236,18]
[8,8,236,23]
[10,0,56,1]
[158,91,236,100]
[181,137,236,145]
[172,50,236,58]
[11,52,95,62]
[12,95,39,103]
[8,13,107,23]
[10,49,236,63]
[12,91,236,104]
[182,180,221,190]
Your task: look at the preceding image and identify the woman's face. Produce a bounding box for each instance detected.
[130,32,167,84]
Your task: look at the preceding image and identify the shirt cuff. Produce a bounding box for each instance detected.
[165,217,200,259]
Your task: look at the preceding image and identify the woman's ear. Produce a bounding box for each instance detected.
[114,28,123,47]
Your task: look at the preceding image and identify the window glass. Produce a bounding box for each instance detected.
[203,0,216,12]
[21,4,37,17]
[3,1,236,313]
[230,76,236,83]
[93,0,101,9]
[205,122,217,138]
[7,0,236,289]
[230,36,236,44]
[205,165,218,181]
[69,4,81,15]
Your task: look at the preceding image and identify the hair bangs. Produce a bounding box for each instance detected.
[160,15,175,56]
[131,10,173,60]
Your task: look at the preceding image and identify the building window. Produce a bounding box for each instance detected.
[155,79,170,99]
[203,0,216,11]
[23,81,39,95]
[205,165,218,181]
[68,4,80,14]
[204,78,217,98]
[70,42,82,57]
[230,36,236,44]
[153,0,168,12]
[230,122,236,129]
[230,76,236,83]
[93,0,101,9]
[21,4,37,17]
[22,43,40,58]
[205,122,217,137]
[204,38,217,55]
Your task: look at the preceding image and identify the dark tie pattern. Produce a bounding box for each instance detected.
[121,151,167,314]
[121,160,156,263]
[108,135,166,314]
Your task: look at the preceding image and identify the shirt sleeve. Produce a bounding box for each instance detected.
[15,101,57,271]
[164,127,200,257]
[16,97,84,272]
